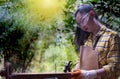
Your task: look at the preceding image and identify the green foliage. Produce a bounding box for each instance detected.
[29,0,79,72]
[64,0,77,32]
[30,42,78,72]
[0,0,6,6]
[0,0,78,73]
[0,0,41,72]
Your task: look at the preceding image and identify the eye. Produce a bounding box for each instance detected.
[80,18,85,23]
[80,13,89,24]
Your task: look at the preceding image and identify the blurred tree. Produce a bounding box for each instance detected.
[0,0,40,72]
[0,0,78,73]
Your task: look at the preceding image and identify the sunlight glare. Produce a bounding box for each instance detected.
[26,0,66,22]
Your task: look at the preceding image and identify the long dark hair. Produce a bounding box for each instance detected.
[74,4,98,52]
[74,27,90,52]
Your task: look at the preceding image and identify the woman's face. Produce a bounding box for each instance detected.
[75,12,94,33]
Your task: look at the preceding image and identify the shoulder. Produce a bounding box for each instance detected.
[104,26,119,38]
[100,26,120,43]
[104,28,120,44]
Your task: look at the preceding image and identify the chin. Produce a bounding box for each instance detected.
[84,29,89,32]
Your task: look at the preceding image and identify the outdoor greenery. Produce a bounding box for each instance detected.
[0,0,120,75]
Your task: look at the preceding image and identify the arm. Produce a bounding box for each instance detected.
[101,34,120,78]
[96,68,106,77]
[80,68,106,79]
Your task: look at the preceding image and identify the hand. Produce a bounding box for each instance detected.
[71,69,82,79]
[81,70,97,79]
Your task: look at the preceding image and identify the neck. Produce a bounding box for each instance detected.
[92,19,102,36]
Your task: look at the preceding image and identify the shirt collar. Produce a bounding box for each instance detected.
[96,25,107,36]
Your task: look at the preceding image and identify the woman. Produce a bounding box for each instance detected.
[71,4,120,79]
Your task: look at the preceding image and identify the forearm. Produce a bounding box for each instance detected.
[71,68,107,79]
[80,68,106,79]
[96,68,106,78]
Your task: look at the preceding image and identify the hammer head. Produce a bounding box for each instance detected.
[63,61,72,72]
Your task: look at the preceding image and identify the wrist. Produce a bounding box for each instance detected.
[96,68,106,77]
[81,70,97,79]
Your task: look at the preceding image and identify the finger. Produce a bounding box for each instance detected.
[71,70,81,76]
[73,69,81,72]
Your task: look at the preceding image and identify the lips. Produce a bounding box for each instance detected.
[84,28,88,31]
[83,26,88,31]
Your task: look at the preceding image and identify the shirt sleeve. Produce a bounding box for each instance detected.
[103,34,120,77]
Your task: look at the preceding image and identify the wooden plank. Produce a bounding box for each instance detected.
[11,72,71,79]
[0,62,72,79]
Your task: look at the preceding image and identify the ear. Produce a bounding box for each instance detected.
[88,10,95,21]
[90,10,95,17]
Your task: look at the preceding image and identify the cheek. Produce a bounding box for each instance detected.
[87,21,92,26]
[87,18,93,26]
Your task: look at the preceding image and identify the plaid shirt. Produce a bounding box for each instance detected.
[84,26,120,79]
